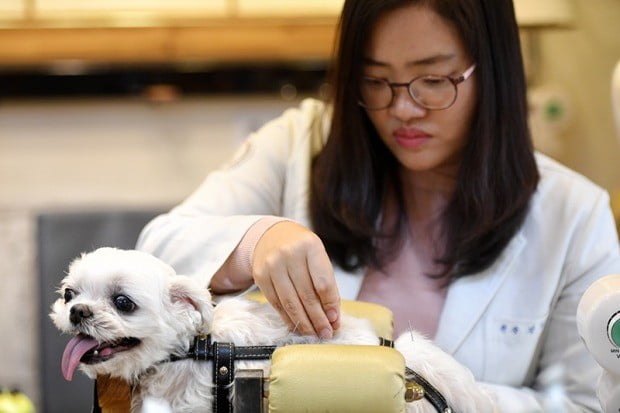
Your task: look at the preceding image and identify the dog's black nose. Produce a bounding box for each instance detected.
[70,304,93,325]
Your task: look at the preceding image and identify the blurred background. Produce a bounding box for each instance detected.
[0,0,619,411]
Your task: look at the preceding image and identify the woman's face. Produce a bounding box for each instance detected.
[362,4,477,176]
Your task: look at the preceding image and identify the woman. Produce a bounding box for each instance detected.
[137,0,620,409]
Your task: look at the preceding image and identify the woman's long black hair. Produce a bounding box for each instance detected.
[310,0,539,277]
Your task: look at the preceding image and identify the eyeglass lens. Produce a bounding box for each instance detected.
[359,76,456,110]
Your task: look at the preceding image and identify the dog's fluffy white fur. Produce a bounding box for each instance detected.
[50,247,496,413]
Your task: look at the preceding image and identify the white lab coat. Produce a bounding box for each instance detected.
[137,98,620,411]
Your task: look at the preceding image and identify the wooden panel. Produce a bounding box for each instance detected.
[0,19,338,65]
[174,19,338,62]
[37,0,228,14]
[513,0,574,27]
[0,27,172,63]
[0,0,25,20]
[35,0,229,22]
[237,0,344,17]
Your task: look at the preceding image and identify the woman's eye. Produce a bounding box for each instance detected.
[421,77,449,87]
[362,77,386,89]
[64,288,76,303]
[113,295,137,313]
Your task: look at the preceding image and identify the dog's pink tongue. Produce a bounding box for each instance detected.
[61,335,98,381]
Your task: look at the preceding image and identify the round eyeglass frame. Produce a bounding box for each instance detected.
[358,63,477,111]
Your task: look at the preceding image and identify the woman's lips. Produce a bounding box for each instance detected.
[393,128,431,149]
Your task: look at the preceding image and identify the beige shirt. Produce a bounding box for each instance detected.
[357,245,447,339]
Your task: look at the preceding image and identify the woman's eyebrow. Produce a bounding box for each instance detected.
[362,53,457,67]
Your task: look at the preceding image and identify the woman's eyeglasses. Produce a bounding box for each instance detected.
[358,63,476,111]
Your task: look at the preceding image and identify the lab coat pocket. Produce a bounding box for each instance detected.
[485,314,548,385]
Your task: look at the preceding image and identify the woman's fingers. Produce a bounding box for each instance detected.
[273,273,317,336]
[252,221,340,338]
[306,240,341,331]
[286,253,334,338]
[256,250,315,335]
[253,269,294,330]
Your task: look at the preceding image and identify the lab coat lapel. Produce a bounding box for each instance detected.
[434,232,526,354]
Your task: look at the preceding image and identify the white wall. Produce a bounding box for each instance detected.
[0,96,294,211]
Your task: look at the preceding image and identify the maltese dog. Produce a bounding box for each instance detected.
[50,247,495,412]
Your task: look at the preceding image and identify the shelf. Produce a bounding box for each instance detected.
[35,0,229,17]
[0,18,339,67]
[0,0,24,20]
[237,0,344,17]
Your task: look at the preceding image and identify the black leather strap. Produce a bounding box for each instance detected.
[181,334,394,361]
[192,336,211,361]
[92,379,101,413]
[406,367,453,413]
[185,335,277,361]
[234,345,278,359]
[212,341,235,413]
[379,337,394,347]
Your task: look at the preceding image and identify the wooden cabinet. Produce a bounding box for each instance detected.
[513,0,573,27]
[0,0,342,65]
[35,0,229,21]
[237,0,344,17]
[0,0,24,20]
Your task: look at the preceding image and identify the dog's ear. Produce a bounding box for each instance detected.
[168,276,214,333]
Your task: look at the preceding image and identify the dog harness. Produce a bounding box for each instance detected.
[182,335,278,413]
[164,334,452,413]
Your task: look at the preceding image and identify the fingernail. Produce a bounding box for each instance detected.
[326,309,338,323]
[320,328,333,339]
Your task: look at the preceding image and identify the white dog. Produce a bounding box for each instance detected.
[50,247,496,413]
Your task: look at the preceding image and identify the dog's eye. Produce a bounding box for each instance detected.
[64,288,76,303]
[113,295,137,313]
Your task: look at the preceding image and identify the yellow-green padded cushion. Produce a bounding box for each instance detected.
[340,300,394,340]
[244,291,394,340]
[268,344,406,413]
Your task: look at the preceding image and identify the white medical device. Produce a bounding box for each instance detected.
[577,274,620,412]
[612,60,620,141]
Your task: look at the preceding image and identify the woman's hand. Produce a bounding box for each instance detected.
[252,221,341,339]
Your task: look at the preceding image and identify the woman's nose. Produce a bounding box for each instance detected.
[388,87,427,121]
